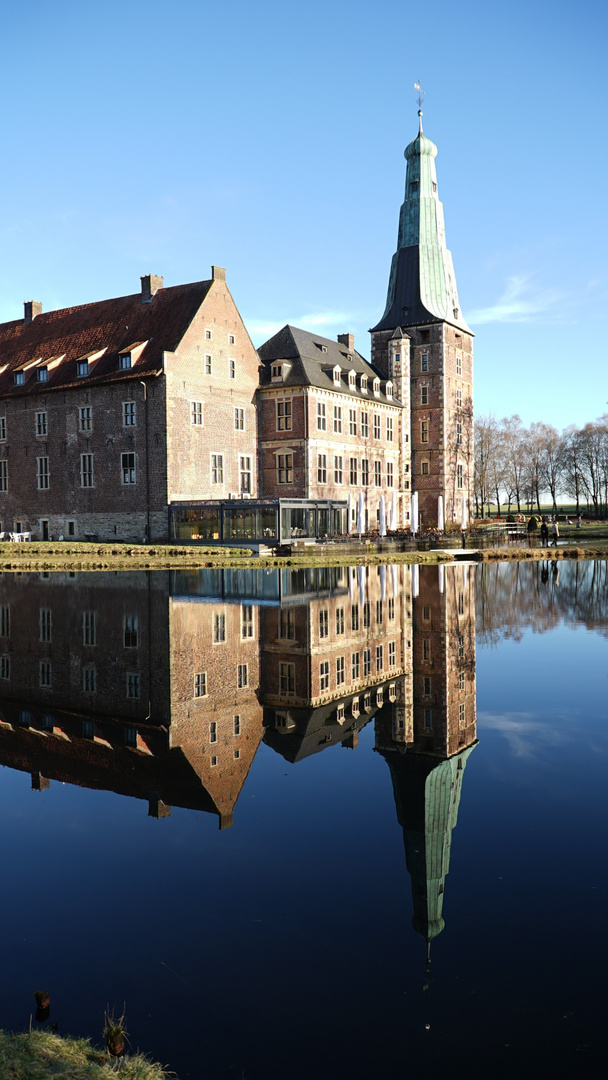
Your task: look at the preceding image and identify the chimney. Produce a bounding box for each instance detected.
[211,265,226,282]
[24,300,42,323]
[141,274,163,302]
[337,332,355,352]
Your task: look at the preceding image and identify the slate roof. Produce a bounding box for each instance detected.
[258,325,404,407]
[0,280,213,398]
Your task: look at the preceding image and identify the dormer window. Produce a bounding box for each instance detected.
[320,345,327,353]
[119,353,132,370]
[360,375,368,393]
[271,364,283,381]
[373,378,380,395]
[77,360,89,378]
[453,307,459,319]
[333,365,341,385]
[36,367,48,383]
[348,371,356,389]
[386,381,393,399]
[14,371,25,386]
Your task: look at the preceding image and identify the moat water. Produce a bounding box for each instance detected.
[0,559,607,1079]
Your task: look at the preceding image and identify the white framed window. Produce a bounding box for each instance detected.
[373,414,381,439]
[277,453,293,484]
[37,456,49,490]
[119,353,131,370]
[349,458,357,485]
[279,608,295,639]
[123,401,136,426]
[421,461,429,475]
[241,605,254,639]
[386,462,394,487]
[126,672,140,699]
[211,454,224,484]
[213,612,226,643]
[389,641,396,666]
[458,633,465,658]
[77,360,89,378]
[387,416,394,442]
[194,672,207,697]
[333,365,341,384]
[36,411,47,436]
[317,401,326,430]
[421,353,429,372]
[234,749,241,760]
[79,406,92,431]
[121,452,136,484]
[234,407,245,430]
[373,378,380,395]
[205,328,212,340]
[0,460,8,492]
[271,363,283,380]
[457,421,463,446]
[191,401,203,426]
[361,411,369,437]
[320,660,330,691]
[317,453,327,484]
[36,366,48,383]
[456,387,462,408]
[14,371,25,386]
[205,354,212,374]
[459,671,465,691]
[348,371,356,388]
[39,661,52,687]
[233,714,241,735]
[279,661,295,696]
[457,463,464,489]
[351,652,360,681]
[334,455,343,484]
[334,405,342,433]
[336,656,345,685]
[349,409,357,436]
[319,609,329,638]
[361,459,369,486]
[421,385,428,405]
[124,616,138,648]
[237,663,248,688]
[229,334,235,345]
[0,418,5,441]
[240,455,252,493]
[360,374,368,393]
[376,645,384,671]
[363,648,371,677]
[210,721,217,743]
[376,599,383,624]
[456,353,462,376]
[229,359,236,379]
[336,607,345,635]
[459,702,466,725]
[82,611,96,646]
[277,400,292,430]
[210,755,218,766]
[385,381,393,399]
[420,421,429,443]
[374,461,381,486]
[351,695,360,717]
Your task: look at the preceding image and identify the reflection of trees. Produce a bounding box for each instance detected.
[476,560,608,644]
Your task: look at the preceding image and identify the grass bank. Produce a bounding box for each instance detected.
[0,1029,176,1079]
[0,539,607,572]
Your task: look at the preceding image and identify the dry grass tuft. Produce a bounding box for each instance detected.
[0,1030,177,1079]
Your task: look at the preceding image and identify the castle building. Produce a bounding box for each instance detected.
[370,110,473,528]
[0,114,470,543]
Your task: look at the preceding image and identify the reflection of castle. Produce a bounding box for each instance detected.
[0,559,477,948]
[375,564,477,951]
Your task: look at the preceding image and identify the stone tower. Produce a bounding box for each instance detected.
[370,111,474,528]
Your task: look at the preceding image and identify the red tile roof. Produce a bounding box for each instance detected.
[0,280,213,397]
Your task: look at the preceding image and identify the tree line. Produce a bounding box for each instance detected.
[474,414,608,518]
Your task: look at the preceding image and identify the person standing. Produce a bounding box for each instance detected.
[551,520,559,547]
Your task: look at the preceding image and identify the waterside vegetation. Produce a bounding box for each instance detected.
[0,1029,176,1080]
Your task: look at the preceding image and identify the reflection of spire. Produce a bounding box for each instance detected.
[382,747,474,945]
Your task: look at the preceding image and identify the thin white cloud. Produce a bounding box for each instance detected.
[479,710,568,758]
[246,310,353,345]
[469,274,561,325]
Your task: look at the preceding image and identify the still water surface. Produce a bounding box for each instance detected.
[0,560,607,1079]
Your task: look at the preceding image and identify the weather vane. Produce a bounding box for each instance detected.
[414,80,425,110]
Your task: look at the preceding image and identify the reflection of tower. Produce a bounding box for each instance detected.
[375,563,477,949]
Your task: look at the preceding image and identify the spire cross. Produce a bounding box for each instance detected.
[414,80,425,132]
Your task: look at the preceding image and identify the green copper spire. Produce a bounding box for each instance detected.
[372,112,471,333]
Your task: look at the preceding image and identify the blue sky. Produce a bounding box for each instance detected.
[0,0,605,430]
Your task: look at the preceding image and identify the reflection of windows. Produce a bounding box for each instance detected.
[334,455,343,484]
[423,639,431,660]
[82,611,96,646]
[241,606,254,639]
[213,613,226,643]
[376,645,383,671]
[458,633,465,658]
[351,652,360,681]
[421,421,429,443]
[389,641,396,667]
[320,661,330,691]
[457,464,463,489]
[194,672,207,697]
[423,676,431,696]
[387,462,394,487]
[351,695,360,716]
[0,605,10,637]
[363,648,371,678]
[83,667,96,693]
[459,671,465,691]
[424,708,432,728]
[278,608,294,639]
[336,607,345,635]
[240,455,252,493]
[459,703,466,726]
[336,656,345,685]
[319,610,329,638]
[376,600,383,624]
[363,691,372,712]
[0,656,10,680]
[280,662,295,696]
[363,602,371,629]
[39,608,52,642]
[351,604,359,631]
[124,616,138,648]
[388,597,395,621]
[39,661,52,688]
[457,421,463,446]
[127,672,140,699]
[458,591,464,614]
